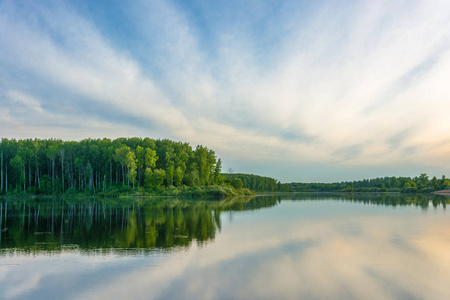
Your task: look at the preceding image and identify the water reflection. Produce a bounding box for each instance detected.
[1,193,450,300]
[0,194,447,255]
[276,192,450,208]
[0,196,280,255]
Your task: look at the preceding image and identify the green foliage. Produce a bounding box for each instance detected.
[230,178,243,189]
[144,168,153,189]
[173,166,184,187]
[222,173,284,192]
[181,185,253,198]
[165,165,174,187]
[144,147,157,169]
[0,138,222,195]
[125,150,137,187]
[402,187,418,193]
[65,187,78,195]
[10,154,25,189]
[418,187,435,193]
[213,159,223,184]
[2,138,446,197]
[151,169,166,188]
[288,173,447,194]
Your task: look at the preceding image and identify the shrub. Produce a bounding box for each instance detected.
[231,178,243,189]
[65,187,78,195]
[418,187,435,193]
[401,187,418,193]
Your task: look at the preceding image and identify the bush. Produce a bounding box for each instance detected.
[26,186,37,194]
[401,187,418,193]
[104,186,120,197]
[65,187,78,195]
[418,187,435,193]
[119,185,133,194]
[231,178,243,189]
[241,188,253,195]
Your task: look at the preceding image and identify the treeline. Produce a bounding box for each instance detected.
[289,173,450,193]
[0,138,223,195]
[222,173,290,192]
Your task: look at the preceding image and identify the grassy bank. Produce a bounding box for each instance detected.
[1,184,254,199]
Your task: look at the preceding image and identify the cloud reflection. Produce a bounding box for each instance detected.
[68,202,450,300]
[1,200,449,299]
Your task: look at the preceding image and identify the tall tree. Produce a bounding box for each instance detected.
[213,158,222,184]
[113,145,130,186]
[17,145,32,190]
[144,148,157,170]
[32,140,41,190]
[135,146,145,186]
[60,147,65,193]
[47,145,60,193]
[10,155,25,191]
[125,150,137,188]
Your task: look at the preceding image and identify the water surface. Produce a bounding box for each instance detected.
[1,194,449,299]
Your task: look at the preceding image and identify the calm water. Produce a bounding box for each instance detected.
[1,194,450,300]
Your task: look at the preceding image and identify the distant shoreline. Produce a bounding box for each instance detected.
[432,189,450,196]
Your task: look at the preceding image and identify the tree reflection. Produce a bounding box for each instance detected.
[1,193,446,255]
[0,196,276,255]
[275,192,450,208]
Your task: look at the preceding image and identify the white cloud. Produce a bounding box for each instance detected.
[6,90,44,112]
[1,0,450,180]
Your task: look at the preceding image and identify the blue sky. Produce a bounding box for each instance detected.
[1,0,450,182]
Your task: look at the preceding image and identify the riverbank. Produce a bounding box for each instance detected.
[0,185,254,199]
[432,189,450,196]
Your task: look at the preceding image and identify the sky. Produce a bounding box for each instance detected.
[1,0,450,182]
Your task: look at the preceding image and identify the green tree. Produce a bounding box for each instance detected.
[151,169,166,188]
[194,145,216,185]
[135,146,145,186]
[47,145,60,193]
[144,147,157,170]
[231,178,243,189]
[431,176,439,190]
[113,145,130,186]
[144,167,153,188]
[86,161,94,191]
[213,159,222,184]
[18,144,33,189]
[165,165,174,187]
[10,155,25,191]
[173,166,184,187]
[59,147,65,193]
[418,173,429,187]
[125,150,137,188]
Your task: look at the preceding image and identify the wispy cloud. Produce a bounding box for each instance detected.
[1,0,450,180]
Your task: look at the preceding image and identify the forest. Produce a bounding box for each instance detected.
[0,138,224,196]
[222,173,289,192]
[288,173,450,193]
[1,138,448,196]
[223,173,450,194]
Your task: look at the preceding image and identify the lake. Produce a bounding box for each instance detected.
[1,194,450,300]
